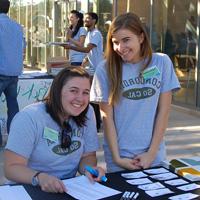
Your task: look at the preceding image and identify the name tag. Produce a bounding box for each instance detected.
[142,65,160,80]
[43,127,59,142]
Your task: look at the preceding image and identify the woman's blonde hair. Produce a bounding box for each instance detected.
[105,12,152,105]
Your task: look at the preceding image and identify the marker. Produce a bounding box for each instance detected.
[129,192,135,198]
[120,191,129,200]
[133,192,139,199]
[85,165,107,182]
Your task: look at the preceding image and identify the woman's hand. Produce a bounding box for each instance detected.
[85,166,105,183]
[38,173,66,193]
[134,151,155,169]
[60,43,71,49]
[115,157,142,170]
[81,58,89,68]
[66,28,72,40]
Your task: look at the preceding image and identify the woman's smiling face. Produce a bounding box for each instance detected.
[111,28,144,63]
[61,77,90,119]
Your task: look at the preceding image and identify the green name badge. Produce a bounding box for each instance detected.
[142,65,160,80]
[43,127,59,142]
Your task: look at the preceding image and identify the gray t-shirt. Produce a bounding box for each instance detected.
[6,102,99,179]
[90,53,180,172]
[69,27,87,63]
[85,28,103,75]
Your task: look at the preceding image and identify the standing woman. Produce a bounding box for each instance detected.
[4,67,105,193]
[66,10,87,66]
[90,13,180,172]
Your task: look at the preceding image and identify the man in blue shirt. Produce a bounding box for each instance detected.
[0,0,25,146]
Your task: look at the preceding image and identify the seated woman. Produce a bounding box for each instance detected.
[4,67,105,193]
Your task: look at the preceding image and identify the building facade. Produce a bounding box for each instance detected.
[9,0,200,110]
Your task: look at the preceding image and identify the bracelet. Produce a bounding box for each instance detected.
[31,171,43,186]
[33,171,42,178]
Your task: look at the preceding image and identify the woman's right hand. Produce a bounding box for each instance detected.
[38,173,67,193]
[66,28,72,40]
[115,157,142,170]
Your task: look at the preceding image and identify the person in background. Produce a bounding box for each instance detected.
[0,0,25,145]
[4,67,105,193]
[90,12,180,172]
[103,20,112,49]
[62,12,103,74]
[104,20,111,32]
[66,10,87,66]
[62,12,103,131]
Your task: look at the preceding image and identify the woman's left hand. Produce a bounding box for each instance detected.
[60,43,71,49]
[85,166,105,183]
[133,152,155,169]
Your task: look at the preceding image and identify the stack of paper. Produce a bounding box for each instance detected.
[62,175,121,200]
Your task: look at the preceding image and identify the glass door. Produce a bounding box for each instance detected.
[153,0,198,107]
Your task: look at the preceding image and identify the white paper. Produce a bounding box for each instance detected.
[177,183,200,191]
[169,193,199,200]
[19,71,48,79]
[145,188,174,197]
[126,178,152,185]
[150,172,178,180]
[165,178,189,186]
[63,175,121,200]
[46,42,69,46]
[138,182,165,191]
[0,185,32,200]
[10,186,32,200]
[184,174,200,182]
[121,171,147,179]
[144,168,169,174]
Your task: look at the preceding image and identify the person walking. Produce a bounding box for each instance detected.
[90,12,180,172]
[0,0,25,145]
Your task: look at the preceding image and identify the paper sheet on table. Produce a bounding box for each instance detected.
[144,167,169,174]
[138,182,165,191]
[150,172,178,180]
[126,178,152,185]
[169,193,199,200]
[0,185,32,200]
[145,188,174,197]
[63,175,121,200]
[165,178,189,186]
[177,183,200,191]
[121,171,147,179]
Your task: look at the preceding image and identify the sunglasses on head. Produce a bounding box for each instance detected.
[61,121,72,149]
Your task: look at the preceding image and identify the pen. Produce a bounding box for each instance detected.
[133,192,139,199]
[85,165,107,182]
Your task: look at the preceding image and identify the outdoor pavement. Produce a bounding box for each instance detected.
[0,104,200,185]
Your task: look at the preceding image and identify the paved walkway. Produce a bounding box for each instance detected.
[0,105,200,184]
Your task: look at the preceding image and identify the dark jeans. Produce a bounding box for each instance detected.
[0,127,2,146]
[90,103,101,131]
[0,75,19,136]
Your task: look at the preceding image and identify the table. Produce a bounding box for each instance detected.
[15,167,200,200]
